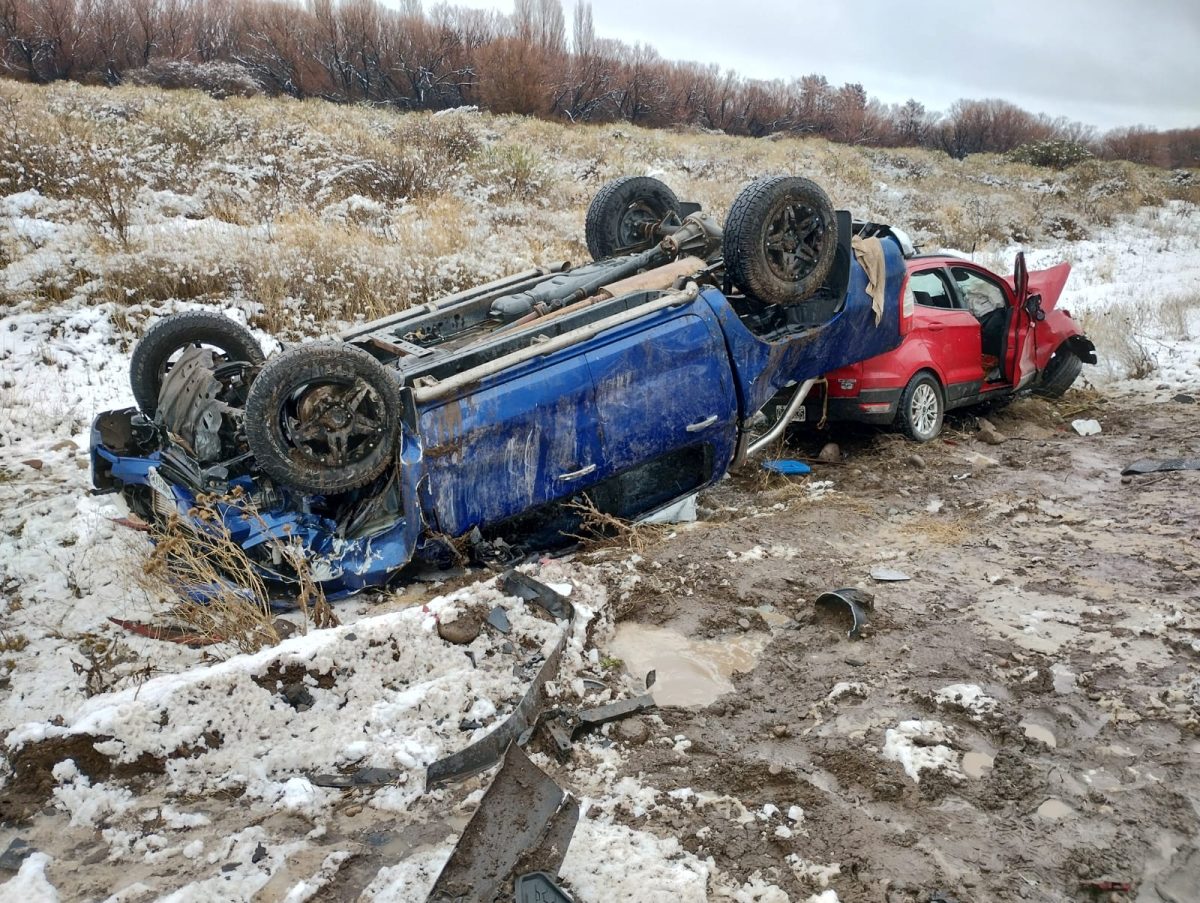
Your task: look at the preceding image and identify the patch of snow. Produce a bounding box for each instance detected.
[882,720,961,782]
[0,852,59,902]
[935,683,999,718]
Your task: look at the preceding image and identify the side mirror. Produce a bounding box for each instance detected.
[1024,293,1045,322]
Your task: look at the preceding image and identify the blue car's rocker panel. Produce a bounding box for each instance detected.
[91,175,911,599]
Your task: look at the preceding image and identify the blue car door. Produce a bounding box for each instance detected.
[418,349,604,535]
[584,303,738,487]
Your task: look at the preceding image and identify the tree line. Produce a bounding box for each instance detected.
[2,0,1197,169]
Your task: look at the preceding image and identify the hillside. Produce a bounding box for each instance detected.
[1,82,1199,901]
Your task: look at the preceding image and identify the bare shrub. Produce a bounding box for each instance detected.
[481,144,547,200]
[567,495,660,552]
[127,61,263,99]
[1078,304,1158,380]
[75,152,138,246]
[1007,140,1094,169]
[1159,291,1200,341]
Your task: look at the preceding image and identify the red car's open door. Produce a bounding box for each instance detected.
[1007,252,1039,389]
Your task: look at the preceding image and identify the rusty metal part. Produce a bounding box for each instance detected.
[815,587,875,640]
[596,255,707,298]
[659,211,724,259]
[427,742,579,903]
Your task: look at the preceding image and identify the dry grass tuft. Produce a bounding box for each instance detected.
[900,514,972,545]
[567,495,662,552]
[1078,303,1159,380]
[141,494,336,655]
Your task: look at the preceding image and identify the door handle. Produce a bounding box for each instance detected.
[557,463,596,481]
[686,414,719,432]
[927,323,944,332]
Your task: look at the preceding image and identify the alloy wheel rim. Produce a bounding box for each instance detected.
[911,384,939,437]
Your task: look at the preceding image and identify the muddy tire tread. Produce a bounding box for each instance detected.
[129,311,264,416]
[243,342,402,495]
[722,175,838,305]
[585,176,680,261]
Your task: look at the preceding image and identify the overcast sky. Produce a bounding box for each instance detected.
[448,0,1200,131]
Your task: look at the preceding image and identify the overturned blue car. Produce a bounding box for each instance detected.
[91,175,913,599]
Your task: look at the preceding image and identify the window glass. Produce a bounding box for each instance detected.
[906,270,954,309]
[951,267,1007,318]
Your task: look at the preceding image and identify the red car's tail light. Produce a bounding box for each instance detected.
[899,276,914,336]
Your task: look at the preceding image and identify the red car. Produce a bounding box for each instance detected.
[809,252,1097,441]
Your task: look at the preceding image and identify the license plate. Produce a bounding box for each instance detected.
[147,467,174,501]
[794,405,806,423]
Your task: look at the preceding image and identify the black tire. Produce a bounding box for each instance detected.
[897,371,944,442]
[244,342,402,495]
[723,175,838,305]
[130,311,264,416]
[585,176,680,261]
[1035,346,1083,398]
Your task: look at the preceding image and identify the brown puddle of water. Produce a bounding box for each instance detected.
[1036,798,1075,820]
[1021,721,1058,747]
[608,624,768,707]
[962,751,995,779]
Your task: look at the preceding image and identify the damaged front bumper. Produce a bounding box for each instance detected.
[90,408,426,600]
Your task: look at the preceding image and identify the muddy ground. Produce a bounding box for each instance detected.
[565,387,1200,902]
[1,387,1197,902]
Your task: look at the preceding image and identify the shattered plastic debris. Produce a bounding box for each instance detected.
[869,567,910,582]
[761,459,813,475]
[1071,418,1102,436]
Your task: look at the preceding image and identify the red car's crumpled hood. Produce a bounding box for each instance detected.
[1005,262,1072,309]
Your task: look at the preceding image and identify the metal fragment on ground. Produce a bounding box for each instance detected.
[486,605,512,635]
[308,766,405,789]
[537,694,658,760]
[869,567,911,582]
[575,694,656,733]
[427,743,579,903]
[815,588,875,640]
[425,620,570,790]
[501,569,574,621]
[1121,457,1200,476]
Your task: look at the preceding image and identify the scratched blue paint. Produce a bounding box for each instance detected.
[92,241,905,599]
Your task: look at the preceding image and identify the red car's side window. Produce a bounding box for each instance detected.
[950,267,1008,318]
[907,270,956,310]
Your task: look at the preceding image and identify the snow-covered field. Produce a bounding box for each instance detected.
[0,82,1198,901]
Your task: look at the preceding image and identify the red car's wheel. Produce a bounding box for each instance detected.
[898,371,944,442]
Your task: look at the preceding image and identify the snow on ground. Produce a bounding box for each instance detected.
[881,720,962,783]
[0,123,1198,899]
